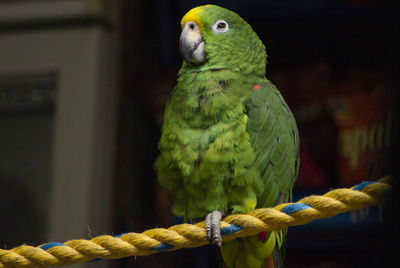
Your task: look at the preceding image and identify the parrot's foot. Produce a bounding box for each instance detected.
[205,210,223,247]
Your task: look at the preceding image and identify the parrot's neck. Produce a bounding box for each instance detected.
[172,69,259,128]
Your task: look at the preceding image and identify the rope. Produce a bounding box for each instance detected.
[0,176,393,268]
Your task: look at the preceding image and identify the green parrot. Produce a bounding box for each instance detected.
[155,5,299,268]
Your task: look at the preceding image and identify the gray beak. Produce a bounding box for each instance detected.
[179,22,206,65]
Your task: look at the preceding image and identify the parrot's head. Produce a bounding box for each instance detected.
[179,5,266,75]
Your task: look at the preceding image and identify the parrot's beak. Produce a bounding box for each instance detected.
[179,22,206,65]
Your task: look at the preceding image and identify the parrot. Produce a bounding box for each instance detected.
[155,5,299,268]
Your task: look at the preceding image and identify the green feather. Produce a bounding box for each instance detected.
[155,5,299,267]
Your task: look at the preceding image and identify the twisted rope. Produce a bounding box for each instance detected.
[0,177,393,268]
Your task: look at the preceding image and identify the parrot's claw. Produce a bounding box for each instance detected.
[205,210,223,247]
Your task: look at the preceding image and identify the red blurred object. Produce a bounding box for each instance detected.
[326,68,396,185]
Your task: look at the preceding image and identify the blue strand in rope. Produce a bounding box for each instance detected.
[353,181,375,191]
[40,242,65,250]
[151,243,175,251]
[221,225,242,236]
[281,203,312,215]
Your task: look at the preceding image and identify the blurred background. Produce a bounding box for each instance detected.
[0,0,399,267]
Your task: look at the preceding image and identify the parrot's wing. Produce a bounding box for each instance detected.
[246,80,299,209]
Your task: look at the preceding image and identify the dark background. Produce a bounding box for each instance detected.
[0,0,398,267]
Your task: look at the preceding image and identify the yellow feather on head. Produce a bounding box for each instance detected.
[180,5,211,30]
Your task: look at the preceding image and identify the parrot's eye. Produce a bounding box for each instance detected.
[212,20,229,34]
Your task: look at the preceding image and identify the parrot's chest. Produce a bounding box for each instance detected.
[161,81,253,175]
[156,77,261,217]
[171,118,245,175]
[164,99,256,184]
[160,111,259,217]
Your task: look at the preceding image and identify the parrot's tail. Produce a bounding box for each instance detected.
[271,244,285,268]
